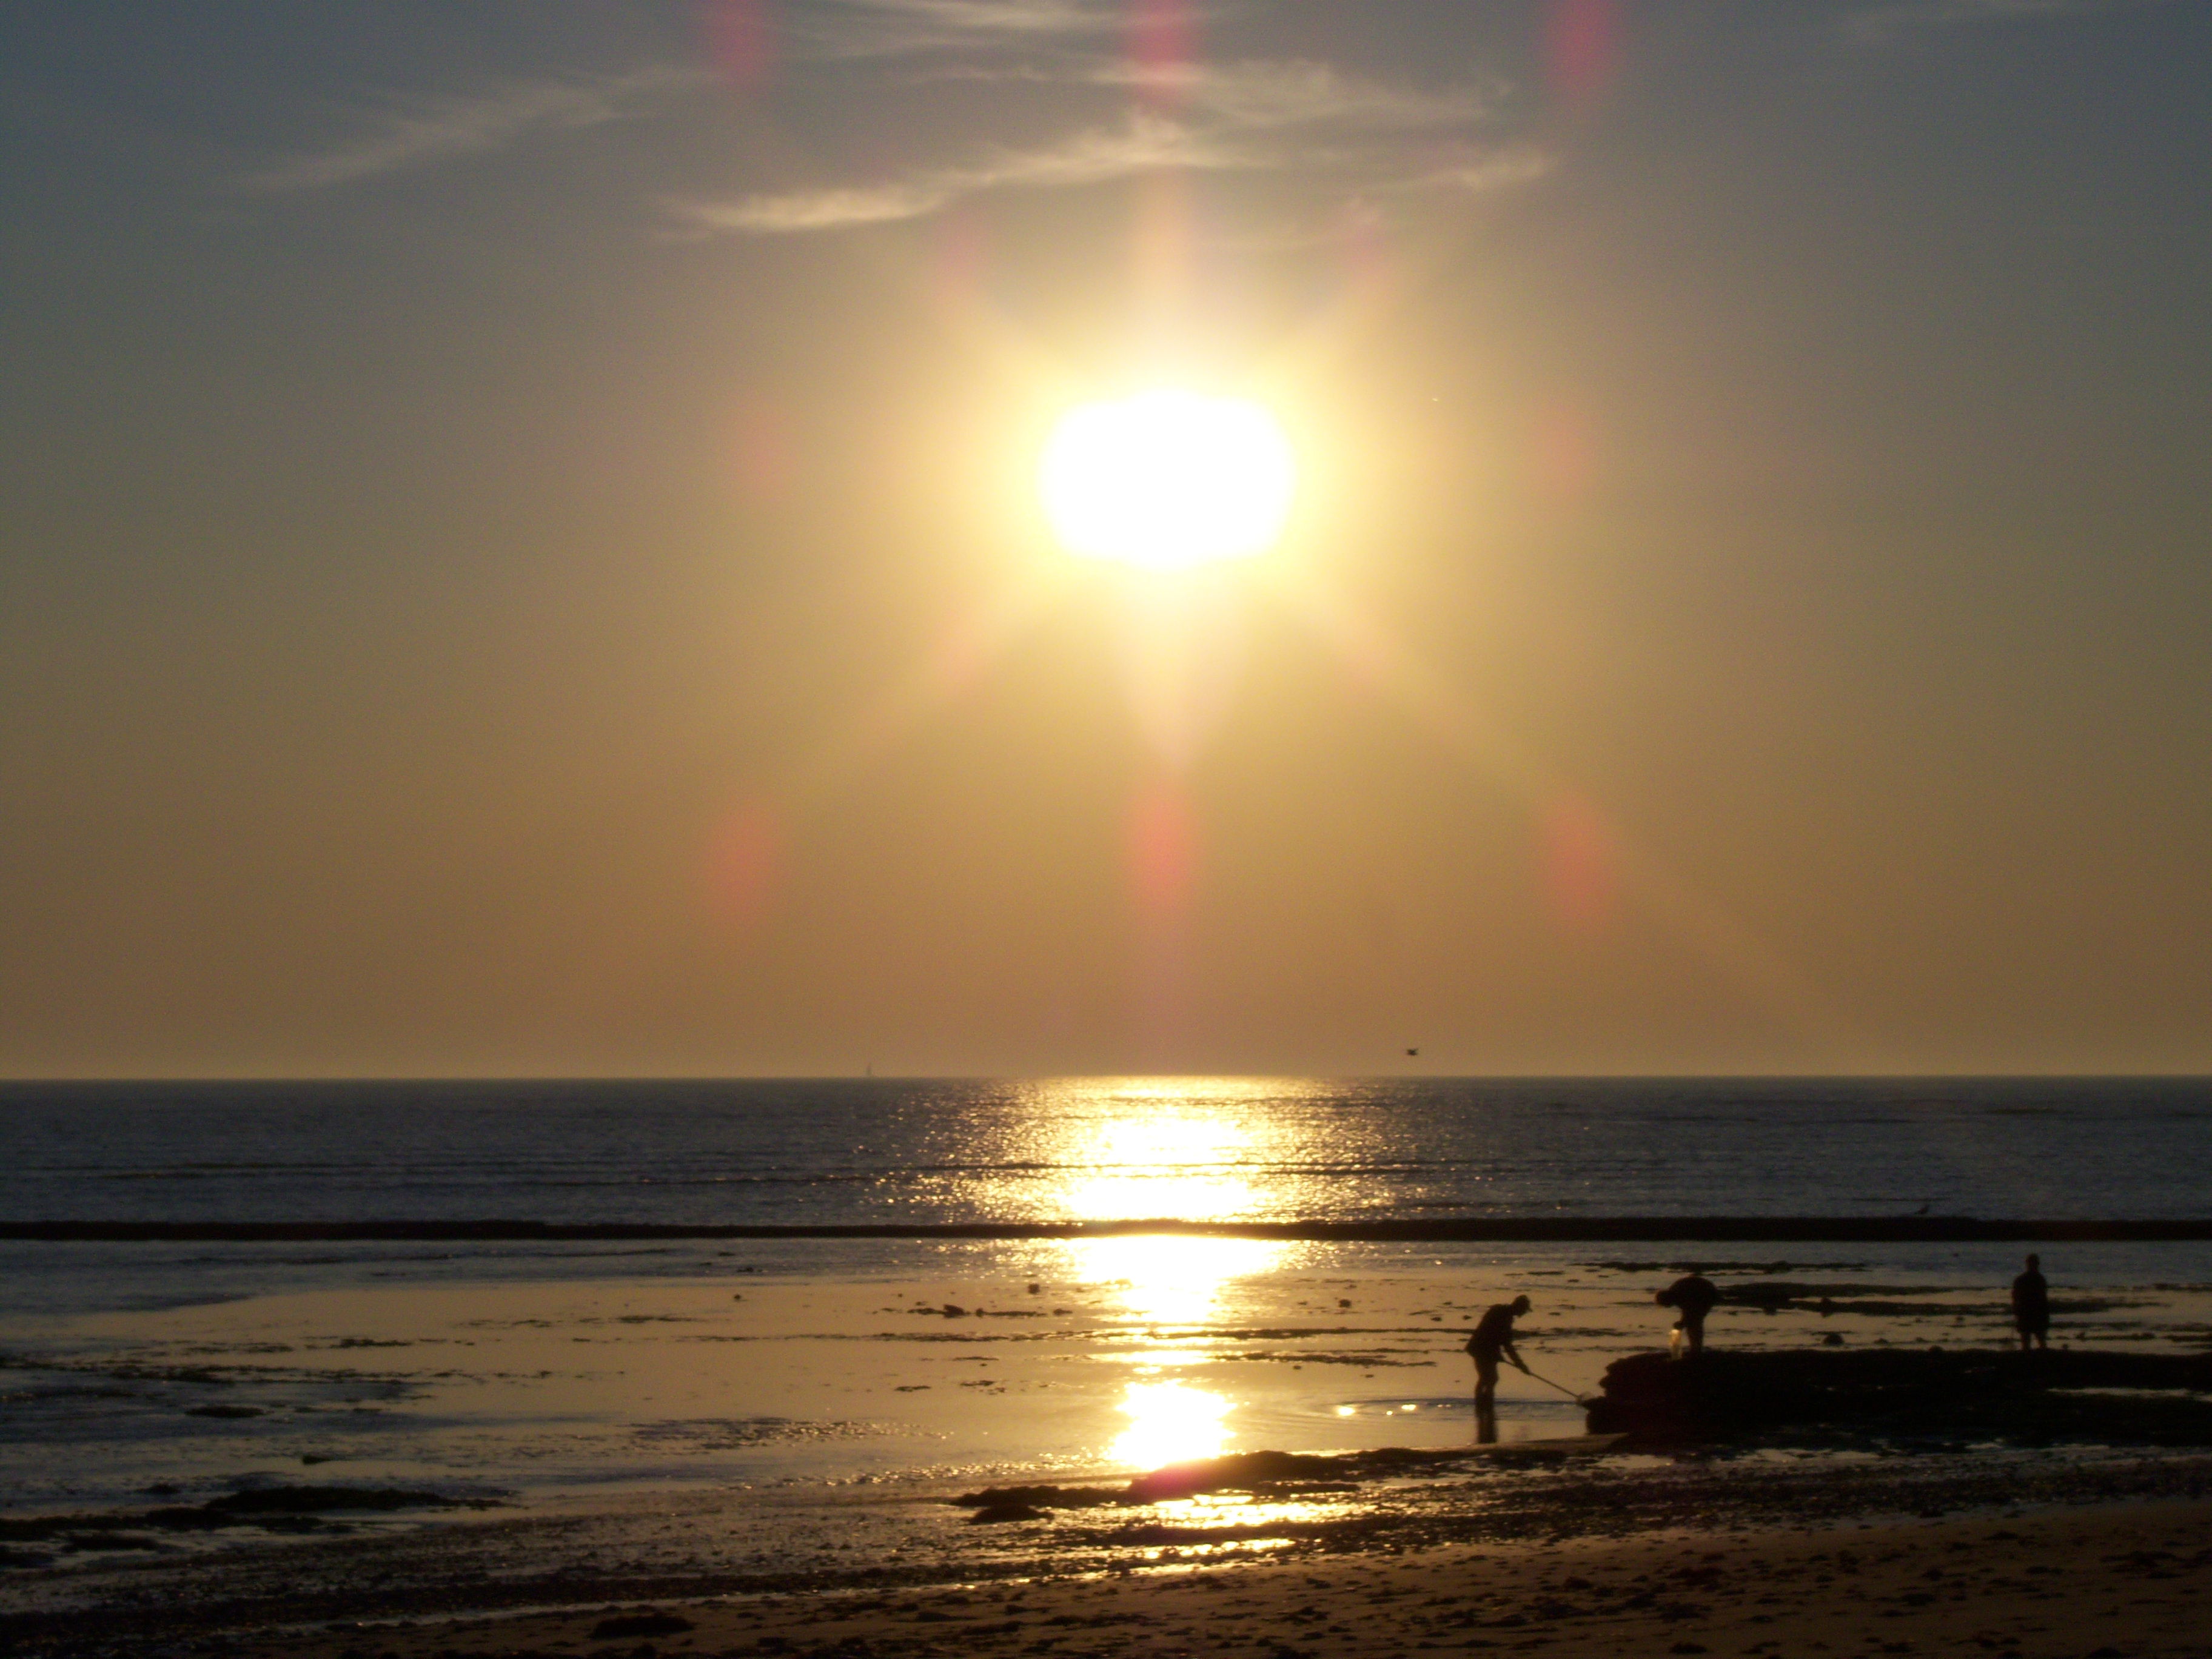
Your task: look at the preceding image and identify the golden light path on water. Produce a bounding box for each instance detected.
[990,1080,1339,1469]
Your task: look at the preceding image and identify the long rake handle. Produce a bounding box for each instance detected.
[1461,1347,1592,1403]
[1521,1367,1587,1401]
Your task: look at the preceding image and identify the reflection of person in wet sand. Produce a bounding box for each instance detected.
[1465,1296,1530,1443]
[2011,1253,2051,1351]
[1655,1269,1721,1356]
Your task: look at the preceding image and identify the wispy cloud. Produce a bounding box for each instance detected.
[674,108,1247,233]
[233,13,1539,234]
[910,56,1498,127]
[1395,143,1557,197]
[785,0,1123,61]
[676,55,1533,236]
[236,65,700,194]
[1098,58,1498,131]
[836,0,1113,33]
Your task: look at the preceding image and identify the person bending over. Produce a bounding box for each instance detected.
[1466,1295,1532,1423]
[1655,1269,1721,1357]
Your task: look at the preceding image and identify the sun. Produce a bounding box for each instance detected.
[1039,389,1296,572]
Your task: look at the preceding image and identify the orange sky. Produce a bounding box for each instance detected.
[3,1,2208,1076]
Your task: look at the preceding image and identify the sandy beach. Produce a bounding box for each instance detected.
[12,1477,2212,1658]
[264,1499,2212,1659]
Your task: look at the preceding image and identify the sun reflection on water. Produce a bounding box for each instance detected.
[1113,1378,1232,1469]
[975,1076,1352,1227]
[1053,1108,1259,1223]
[987,1081,1344,1469]
[1014,1082,1299,1327]
[1067,1233,1284,1325]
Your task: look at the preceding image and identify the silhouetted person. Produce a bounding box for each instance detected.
[2011,1253,2051,1351]
[1466,1295,1531,1441]
[1655,1270,1721,1357]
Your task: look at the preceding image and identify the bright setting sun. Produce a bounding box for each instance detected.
[1039,389,1296,571]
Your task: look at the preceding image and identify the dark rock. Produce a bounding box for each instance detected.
[1586,1347,2212,1446]
[207,1486,481,1514]
[950,1483,1122,1511]
[1123,1450,1345,1503]
[968,1503,1047,1524]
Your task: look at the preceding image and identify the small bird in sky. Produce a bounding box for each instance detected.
[1406,1047,1420,1057]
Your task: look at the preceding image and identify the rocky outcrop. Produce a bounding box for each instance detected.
[1586,1347,2212,1446]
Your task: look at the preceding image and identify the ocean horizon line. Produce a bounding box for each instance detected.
[6,1216,2211,1243]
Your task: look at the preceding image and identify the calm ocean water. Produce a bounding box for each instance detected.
[2,1076,2207,1226]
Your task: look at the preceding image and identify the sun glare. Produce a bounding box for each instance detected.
[1040,389,1296,571]
[1111,1379,1232,1469]
[1067,1233,1284,1325]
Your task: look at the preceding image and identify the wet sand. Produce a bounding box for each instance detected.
[456,1500,2212,1659]
[8,1242,2207,1515]
[0,1247,1627,1515]
[306,1500,2212,1659]
[16,1488,2212,1659]
[7,1247,2212,1655]
[7,1440,2212,1656]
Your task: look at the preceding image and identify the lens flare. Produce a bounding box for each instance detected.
[701,0,773,87]
[1039,390,1296,571]
[704,799,782,930]
[1546,0,1620,104]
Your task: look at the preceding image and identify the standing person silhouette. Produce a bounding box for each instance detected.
[1466,1295,1531,1443]
[2011,1253,2051,1351]
[1655,1269,1721,1357]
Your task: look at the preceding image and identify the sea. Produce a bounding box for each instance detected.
[1,1075,2209,1312]
[1,1076,2208,1524]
